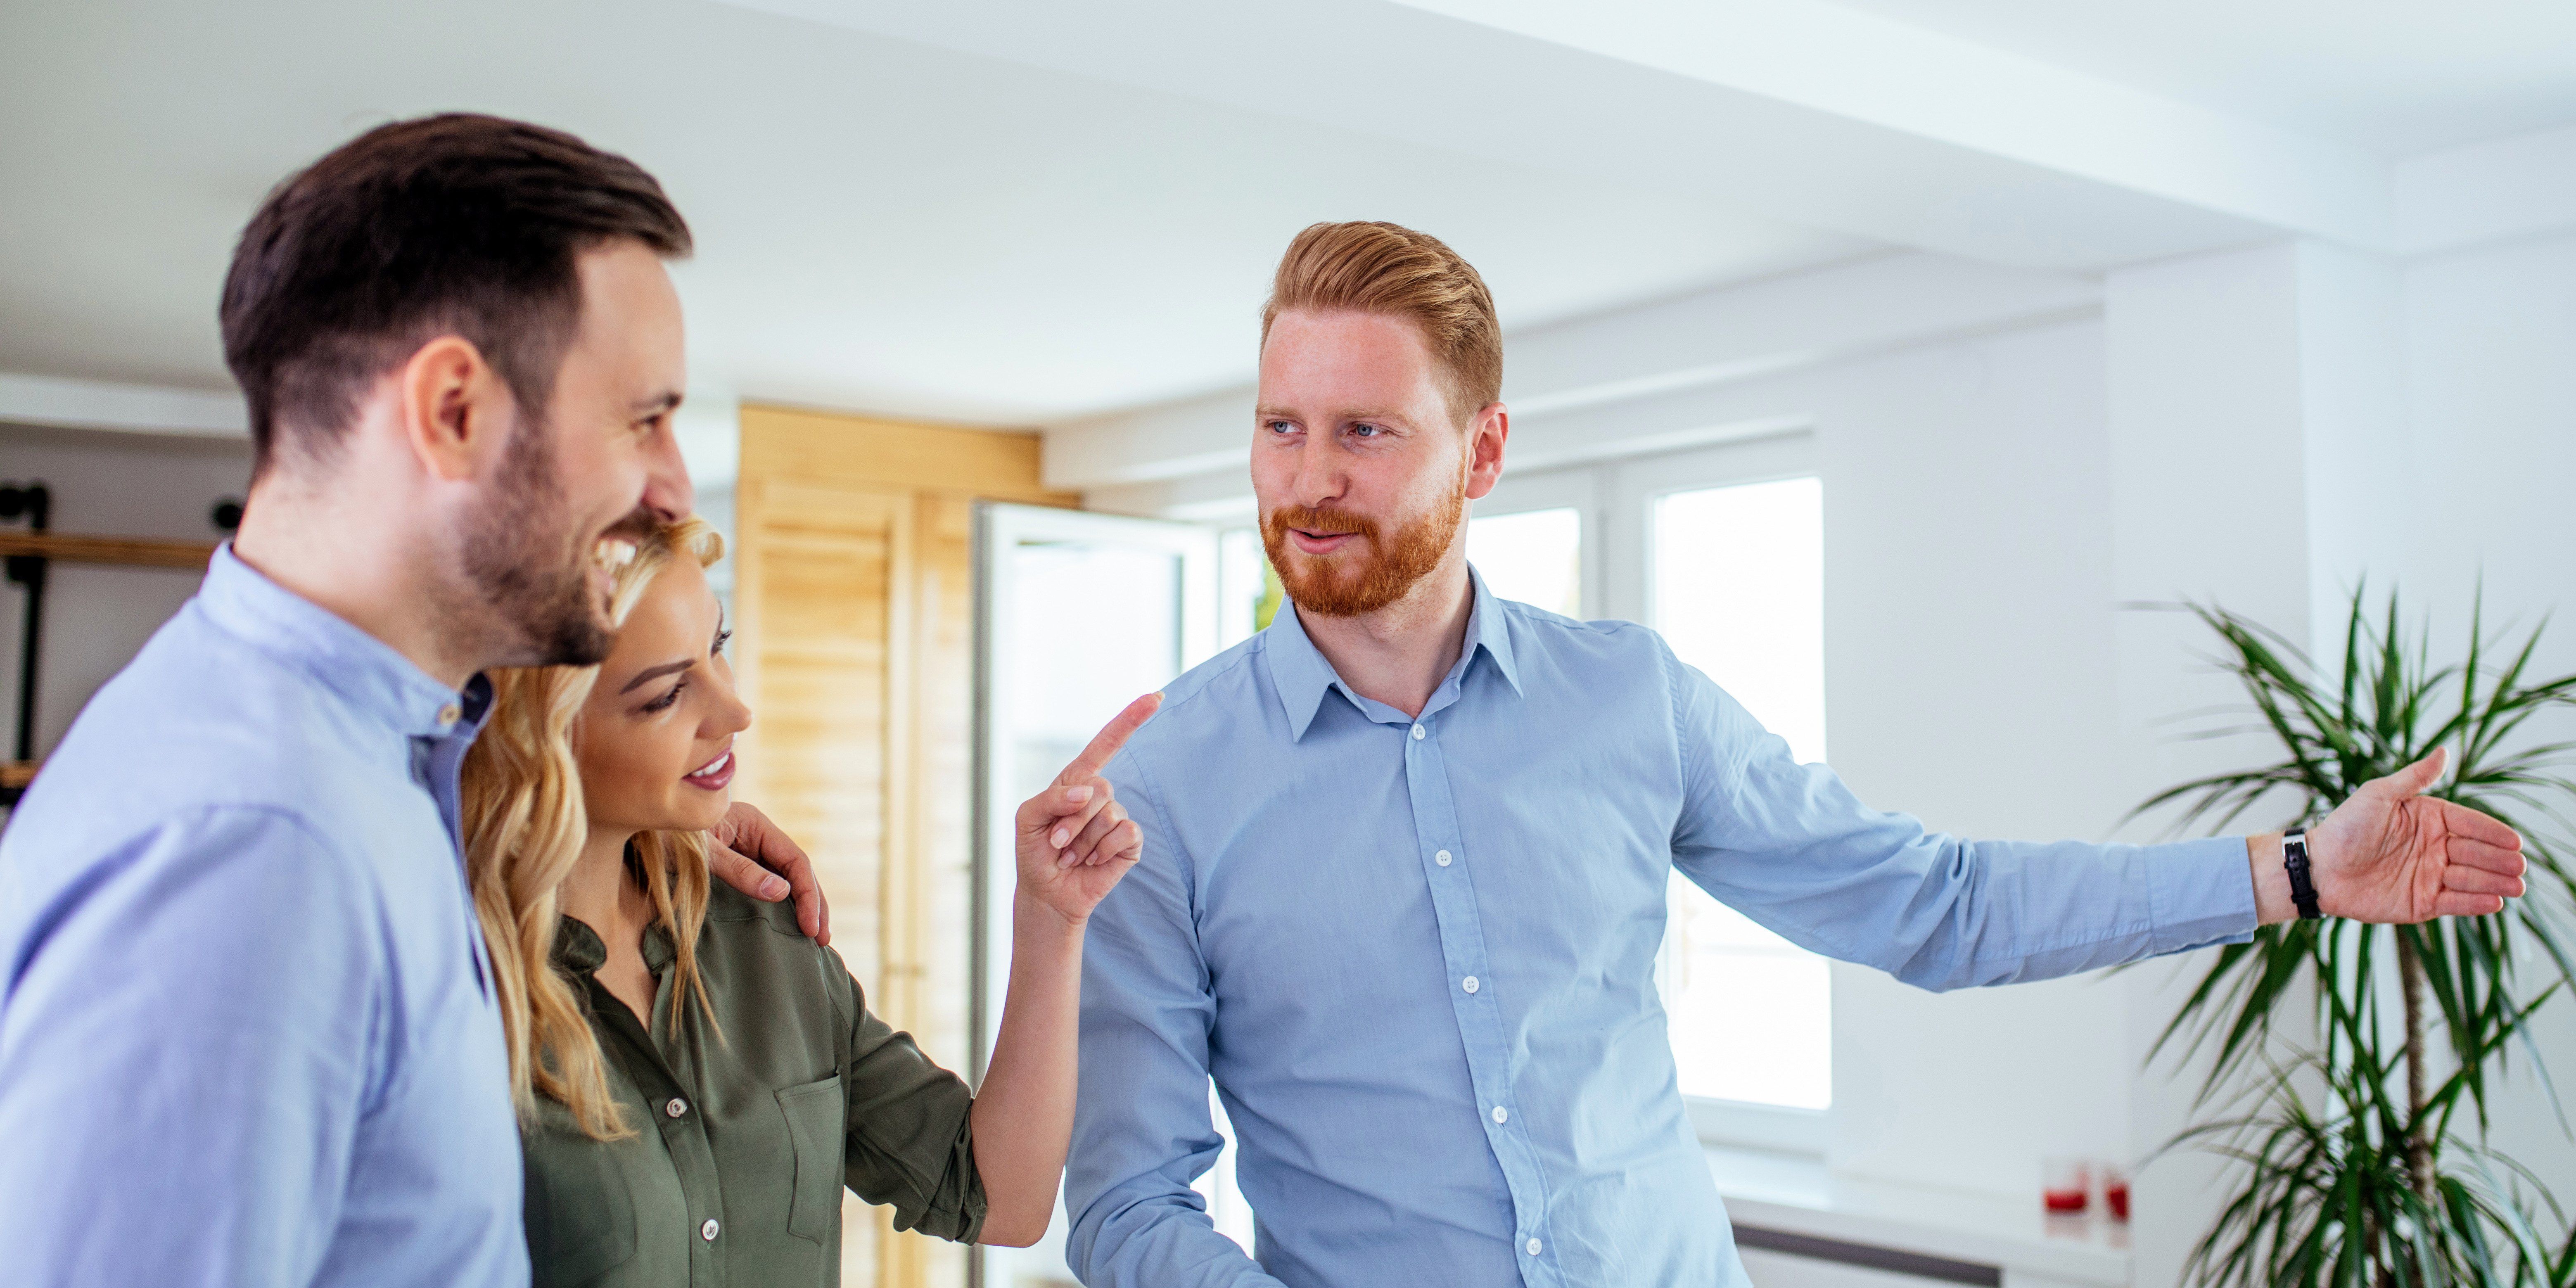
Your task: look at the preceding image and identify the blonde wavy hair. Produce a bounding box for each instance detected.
[461,517,727,1140]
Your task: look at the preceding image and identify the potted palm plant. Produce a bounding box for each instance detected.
[2139,588,2576,1286]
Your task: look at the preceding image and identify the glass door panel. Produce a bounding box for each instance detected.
[972,504,1233,1286]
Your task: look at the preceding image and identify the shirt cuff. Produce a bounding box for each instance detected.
[2144,835,2260,956]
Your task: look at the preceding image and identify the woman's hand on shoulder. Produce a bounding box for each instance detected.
[1013,694,1161,929]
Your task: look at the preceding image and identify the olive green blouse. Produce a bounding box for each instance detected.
[522,883,985,1288]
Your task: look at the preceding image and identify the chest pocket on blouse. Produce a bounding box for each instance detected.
[522,1129,638,1287]
[777,1074,847,1245]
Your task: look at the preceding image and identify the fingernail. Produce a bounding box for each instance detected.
[761,876,787,899]
[1065,785,1093,803]
[1052,828,1071,848]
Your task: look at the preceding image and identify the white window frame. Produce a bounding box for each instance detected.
[1472,465,1605,618]
[1472,430,1830,1157]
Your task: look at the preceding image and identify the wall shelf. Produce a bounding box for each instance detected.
[0,531,217,570]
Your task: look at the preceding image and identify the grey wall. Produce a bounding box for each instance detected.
[0,423,249,765]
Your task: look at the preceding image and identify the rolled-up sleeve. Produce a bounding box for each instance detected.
[1064,747,1285,1288]
[837,967,987,1243]
[0,808,384,1286]
[1660,645,2258,992]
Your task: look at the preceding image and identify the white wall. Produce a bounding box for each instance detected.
[2398,228,2576,633]
[1809,320,2138,1200]
[2391,228,2576,1210]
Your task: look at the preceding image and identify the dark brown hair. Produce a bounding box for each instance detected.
[220,114,691,477]
[1260,221,1503,422]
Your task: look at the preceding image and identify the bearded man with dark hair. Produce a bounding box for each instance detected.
[0,114,829,1287]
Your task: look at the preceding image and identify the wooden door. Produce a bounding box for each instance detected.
[733,408,1072,1288]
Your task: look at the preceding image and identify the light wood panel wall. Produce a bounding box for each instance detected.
[731,406,1075,1288]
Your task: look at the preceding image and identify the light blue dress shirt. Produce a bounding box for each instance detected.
[0,547,526,1287]
[1067,572,2257,1288]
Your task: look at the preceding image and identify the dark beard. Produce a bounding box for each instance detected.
[457,413,623,668]
[1260,479,1465,618]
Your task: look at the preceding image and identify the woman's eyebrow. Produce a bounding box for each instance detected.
[619,659,696,694]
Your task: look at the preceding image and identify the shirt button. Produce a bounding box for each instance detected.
[1527,1237,1544,1256]
[436,703,461,727]
[1410,724,1425,740]
[1492,1105,1509,1124]
[1435,849,1453,866]
[1462,976,1480,994]
[701,1218,720,1242]
[665,1098,688,1118]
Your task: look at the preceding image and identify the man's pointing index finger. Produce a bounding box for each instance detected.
[1058,693,1163,786]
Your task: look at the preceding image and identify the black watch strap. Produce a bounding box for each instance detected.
[2284,827,2322,920]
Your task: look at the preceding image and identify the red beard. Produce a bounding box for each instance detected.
[1260,482,1464,618]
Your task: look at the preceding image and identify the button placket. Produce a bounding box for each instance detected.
[1400,714,1563,1287]
[419,727,494,999]
[590,974,727,1278]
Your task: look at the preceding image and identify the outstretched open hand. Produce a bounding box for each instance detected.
[2306,747,2529,922]
[1016,693,1162,927]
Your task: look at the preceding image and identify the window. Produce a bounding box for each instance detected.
[1476,436,1832,1148]
[1231,436,1832,1150]
[1465,506,1582,617]
[1650,477,1831,1117]
[1218,527,1277,641]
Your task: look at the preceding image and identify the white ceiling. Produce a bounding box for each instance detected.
[0,0,1866,426]
[3,0,2572,431]
[1822,0,2576,158]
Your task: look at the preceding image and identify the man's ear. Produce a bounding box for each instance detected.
[397,335,512,484]
[1463,401,1510,501]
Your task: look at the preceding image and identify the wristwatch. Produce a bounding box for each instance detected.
[2284,827,2322,920]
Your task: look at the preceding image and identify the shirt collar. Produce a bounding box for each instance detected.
[553,916,609,975]
[640,920,676,974]
[196,543,489,740]
[553,842,680,978]
[554,917,680,973]
[1264,566,1522,742]
[551,915,676,978]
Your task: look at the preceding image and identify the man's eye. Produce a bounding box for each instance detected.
[1266,420,1297,435]
[1350,423,1384,438]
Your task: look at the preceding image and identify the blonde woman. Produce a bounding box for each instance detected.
[461,517,1155,1286]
